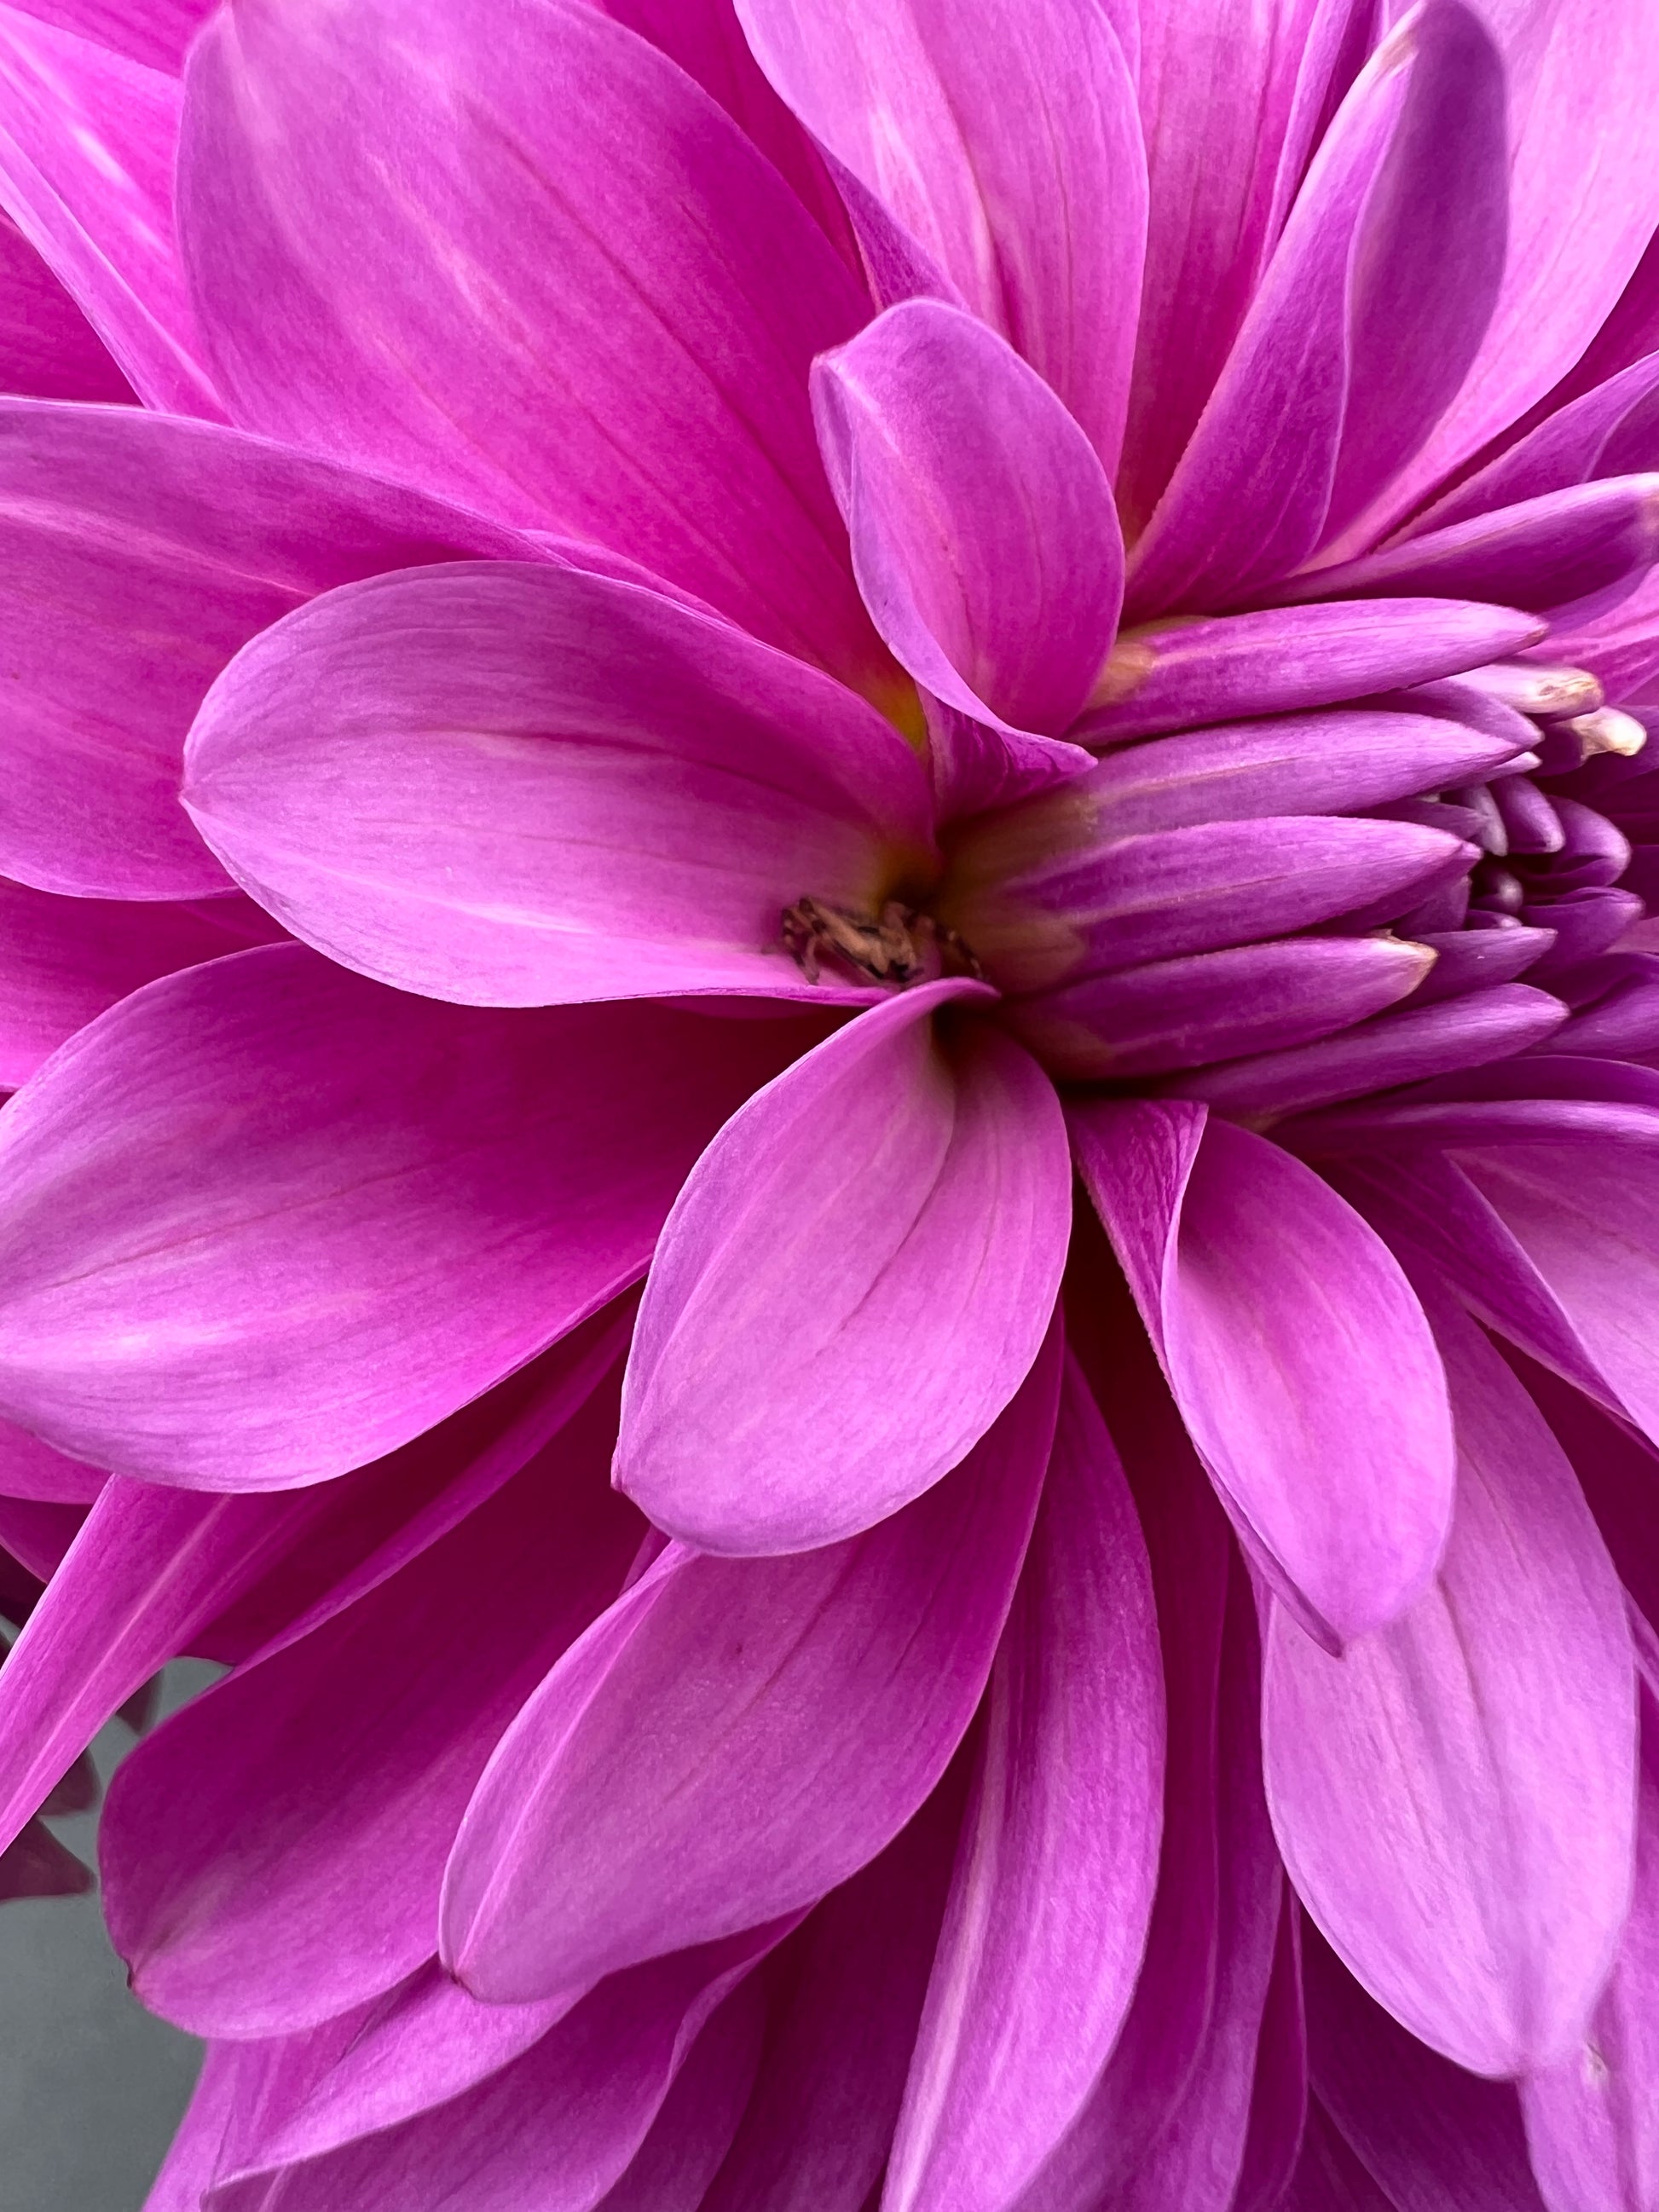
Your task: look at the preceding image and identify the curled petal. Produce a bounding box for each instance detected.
[616,983,1071,1553]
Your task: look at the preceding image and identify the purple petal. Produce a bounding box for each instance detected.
[3,0,214,72]
[616,985,1070,1553]
[885,1353,1165,2212]
[1232,1899,1310,2212]
[1368,0,1659,539]
[442,1329,1061,2001]
[735,0,1145,469]
[178,0,887,692]
[0,207,130,398]
[1285,476,1659,627]
[1005,936,1435,1082]
[1125,2,1506,616]
[0,3,218,413]
[0,944,802,1487]
[699,1781,962,2212]
[1304,1931,1547,2209]
[0,401,546,900]
[184,559,934,1008]
[1265,1285,1637,2075]
[1522,1682,1659,2212]
[587,1978,769,2212]
[101,1373,642,2037]
[812,299,1122,739]
[1278,2099,1395,2212]
[0,1417,100,1502]
[1073,1100,1454,1643]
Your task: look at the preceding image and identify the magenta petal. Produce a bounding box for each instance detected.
[0,944,800,1487]
[5,0,215,72]
[812,299,1122,739]
[0,207,130,398]
[885,1353,1165,2212]
[1265,1286,1637,2076]
[1523,1682,1659,2212]
[442,1330,1061,2001]
[215,1935,778,2212]
[616,985,1070,1553]
[1373,0,1659,536]
[1072,1100,1454,1643]
[587,1978,769,2212]
[101,1378,641,2038]
[0,3,218,413]
[1125,1,1506,617]
[184,559,934,1008]
[178,0,885,690]
[736,0,1145,470]
[700,1782,962,2212]
[0,401,546,900]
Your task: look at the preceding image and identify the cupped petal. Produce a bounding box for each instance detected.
[178,0,886,691]
[1364,0,1659,540]
[812,299,1122,739]
[885,1353,1164,2212]
[1124,0,1506,617]
[1522,1682,1659,2212]
[1072,1100,1454,1644]
[185,560,934,1008]
[0,883,280,1084]
[0,401,548,899]
[1304,1932,1547,2209]
[211,1938,776,2212]
[0,943,805,1487]
[616,983,1070,1553]
[1265,1286,1637,2076]
[442,1327,1061,2001]
[0,1310,629,1865]
[102,1372,642,2038]
[0,3,217,413]
[735,0,1145,471]
[699,1779,962,2212]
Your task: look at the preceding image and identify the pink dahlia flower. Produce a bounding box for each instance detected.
[1,0,1659,2202]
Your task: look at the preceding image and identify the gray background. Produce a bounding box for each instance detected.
[0,1663,211,2211]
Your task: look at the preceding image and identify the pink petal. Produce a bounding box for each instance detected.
[587,1978,769,2212]
[214,1935,777,2212]
[1125,0,1506,616]
[812,299,1121,740]
[700,1779,963,2212]
[101,1371,642,2037]
[734,0,1146,469]
[1072,1099,1454,1643]
[178,0,887,693]
[184,559,934,1008]
[0,882,279,1084]
[0,1310,629,1863]
[1304,1930,1548,2209]
[0,1415,101,1501]
[1522,1681,1659,2212]
[885,1352,1165,2212]
[616,984,1071,1553]
[1265,1285,1637,2076]
[1361,0,1659,541]
[0,206,130,397]
[5,0,215,72]
[0,400,546,900]
[1232,1897,1310,2212]
[0,3,218,413]
[0,943,803,1487]
[442,1327,1061,2001]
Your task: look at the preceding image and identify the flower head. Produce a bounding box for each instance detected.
[0,0,1657,2203]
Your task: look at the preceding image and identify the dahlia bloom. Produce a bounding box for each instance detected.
[1,0,1659,2203]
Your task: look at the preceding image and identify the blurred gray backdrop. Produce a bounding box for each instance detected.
[0,1662,212,2211]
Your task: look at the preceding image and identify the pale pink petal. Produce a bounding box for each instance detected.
[616,984,1071,1553]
